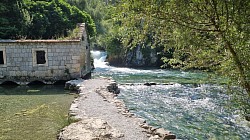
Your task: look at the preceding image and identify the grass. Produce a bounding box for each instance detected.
[0,86,74,140]
[57,27,81,40]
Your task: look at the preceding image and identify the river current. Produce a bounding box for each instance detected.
[91,50,250,139]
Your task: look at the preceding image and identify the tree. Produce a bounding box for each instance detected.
[65,0,124,50]
[25,0,95,39]
[66,0,111,48]
[0,0,28,39]
[0,0,95,39]
[116,0,250,115]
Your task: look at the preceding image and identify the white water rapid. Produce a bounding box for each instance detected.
[91,50,108,69]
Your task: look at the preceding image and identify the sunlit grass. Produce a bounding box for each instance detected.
[0,86,74,140]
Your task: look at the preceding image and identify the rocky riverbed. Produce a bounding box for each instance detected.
[58,78,176,140]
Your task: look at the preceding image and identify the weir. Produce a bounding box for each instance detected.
[0,23,91,85]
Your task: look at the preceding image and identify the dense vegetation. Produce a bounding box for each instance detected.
[114,0,250,115]
[66,0,250,117]
[0,0,95,39]
[66,0,117,50]
[0,0,26,39]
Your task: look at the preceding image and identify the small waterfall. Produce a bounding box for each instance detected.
[91,50,108,69]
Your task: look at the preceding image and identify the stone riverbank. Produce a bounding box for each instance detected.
[58,78,176,140]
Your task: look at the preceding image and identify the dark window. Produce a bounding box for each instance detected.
[36,51,46,64]
[0,51,4,64]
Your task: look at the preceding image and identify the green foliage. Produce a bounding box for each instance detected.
[66,0,87,10]
[66,0,118,50]
[59,25,80,40]
[24,0,95,39]
[0,0,28,39]
[0,0,95,39]
[114,0,250,115]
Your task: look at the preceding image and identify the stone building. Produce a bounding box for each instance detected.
[0,23,91,85]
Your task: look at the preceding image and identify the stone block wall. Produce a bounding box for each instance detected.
[0,23,91,85]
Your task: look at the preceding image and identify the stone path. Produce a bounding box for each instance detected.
[78,84,148,139]
[58,78,176,140]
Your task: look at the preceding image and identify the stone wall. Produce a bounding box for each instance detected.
[0,23,91,85]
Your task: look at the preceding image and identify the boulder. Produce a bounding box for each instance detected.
[154,128,176,139]
[144,82,157,86]
[245,114,250,121]
[107,81,120,94]
[65,79,84,91]
[149,135,160,140]
[163,134,176,139]
[58,118,124,140]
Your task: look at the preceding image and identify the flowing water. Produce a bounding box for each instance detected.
[91,50,250,140]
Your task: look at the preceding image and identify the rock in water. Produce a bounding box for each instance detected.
[154,128,176,139]
[163,134,176,140]
[245,114,250,121]
[64,79,84,91]
[107,81,120,94]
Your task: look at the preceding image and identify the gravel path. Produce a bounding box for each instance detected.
[59,78,149,140]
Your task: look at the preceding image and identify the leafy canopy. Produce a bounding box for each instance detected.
[115,0,250,114]
[0,0,27,39]
[0,0,96,39]
[66,0,118,49]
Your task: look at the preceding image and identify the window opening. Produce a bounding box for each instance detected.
[0,51,4,64]
[36,51,46,64]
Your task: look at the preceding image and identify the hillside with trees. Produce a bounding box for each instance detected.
[0,0,95,39]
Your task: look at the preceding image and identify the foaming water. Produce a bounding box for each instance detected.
[91,51,198,75]
[91,50,250,139]
[91,50,108,69]
[91,51,207,84]
[119,85,249,139]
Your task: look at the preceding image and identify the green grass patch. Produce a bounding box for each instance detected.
[0,86,74,140]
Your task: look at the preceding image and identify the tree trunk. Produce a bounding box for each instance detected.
[225,41,250,96]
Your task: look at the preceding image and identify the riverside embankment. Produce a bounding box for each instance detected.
[58,78,175,140]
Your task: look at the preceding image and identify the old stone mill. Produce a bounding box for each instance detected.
[0,23,91,85]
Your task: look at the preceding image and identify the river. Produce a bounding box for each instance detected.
[91,50,250,140]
